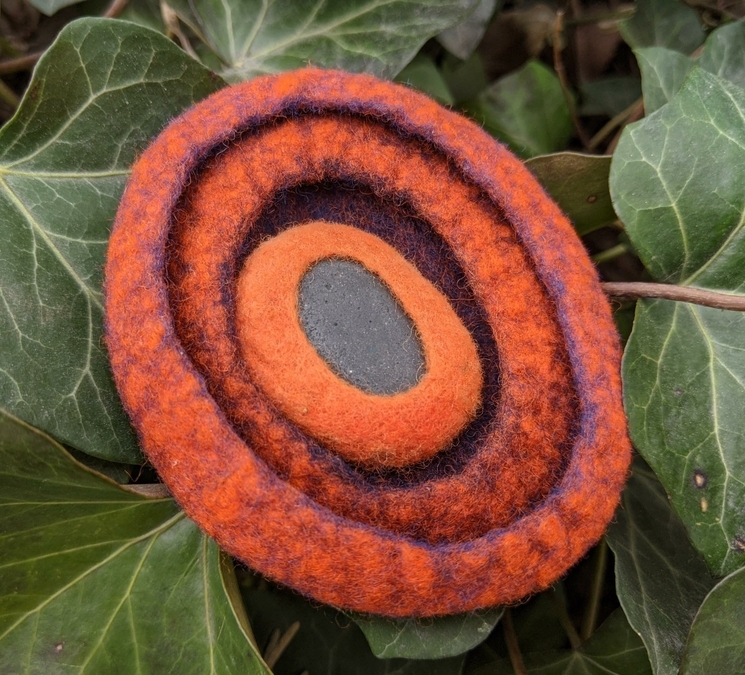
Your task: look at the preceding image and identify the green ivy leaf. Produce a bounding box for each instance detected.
[611,69,745,288]
[163,0,480,82]
[0,409,269,674]
[437,0,498,61]
[636,20,745,115]
[619,0,704,55]
[26,0,86,17]
[612,69,745,576]
[394,53,454,106]
[525,153,616,235]
[635,47,693,114]
[0,18,223,464]
[353,608,503,660]
[241,579,466,674]
[607,458,716,675]
[680,566,745,674]
[623,300,745,576]
[464,60,573,159]
[469,609,652,675]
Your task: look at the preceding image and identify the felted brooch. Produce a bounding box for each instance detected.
[104,68,631,618]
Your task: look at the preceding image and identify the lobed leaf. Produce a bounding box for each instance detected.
[623,300,745,577]
[611,69,745,288]
[164,0,480,82]
[635,47,693,114]
[0,409,269,674]
[607,458,716,675]
[0,18,223,464]
[619,0,704,55]
[636,20,745,114]
[464,60,572,158]
[612,69,745,575]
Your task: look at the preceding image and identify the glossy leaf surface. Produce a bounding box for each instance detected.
[0,18,222,463]
[0,409,269,674]
[165,0,480,81]
[465,60,572,158]
[607,459,716,675]
[355,608,503,660]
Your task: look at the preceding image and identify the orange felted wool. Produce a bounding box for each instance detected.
[105,68,632,618]
[235,221,483,468]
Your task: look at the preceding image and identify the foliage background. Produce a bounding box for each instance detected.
[1,0,745,673]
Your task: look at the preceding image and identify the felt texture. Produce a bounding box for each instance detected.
[165,114,573,545]
[236,221,483,468]
[104,68,632,618]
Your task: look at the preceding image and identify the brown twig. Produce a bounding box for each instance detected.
[120,483,171,498]
[606,100,645,155]
[104,0,130,18]
[602,282,745,311]
[264,621,300,669]
[0,51,44,76]
[588,97,643,152]
[553,10,592,149]
[502,608,528,675]
[0,79,20,108]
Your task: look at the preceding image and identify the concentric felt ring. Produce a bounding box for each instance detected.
[236,221,483,468]
[165,112,575,545]
[105,68,631,617]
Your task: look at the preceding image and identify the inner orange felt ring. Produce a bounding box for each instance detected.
[236,221,483,468]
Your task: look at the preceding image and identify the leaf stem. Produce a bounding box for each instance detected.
[0,79,20,109]
[550,586,582,649]
[502,608,528,675]
[592,243,628,265]
[104,0,130,18]
[121,483,171,498]
[264,621,300,669]
[0,51,43,76]
[587,97,643,152]
[553,10,591,149]
[580,538,608,641]
[602,282,745,311]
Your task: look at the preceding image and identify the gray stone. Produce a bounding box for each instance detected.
[298,258,425,395]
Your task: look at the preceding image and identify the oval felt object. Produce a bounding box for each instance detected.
[236,221,483,468]
[104,68,632,617]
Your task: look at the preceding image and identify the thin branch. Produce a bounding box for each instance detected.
[121,483,171,498]
[588,97,643,152]
[553,10,591,149]
[502,608,528,675]
[580,538,608,641]
[264,621,300,669]
[0,79,20,109]
[606,100,644,155]
[104,0,130,18]
[602,282,745,311]
[592,243,629,265]
[0,51,43,76]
